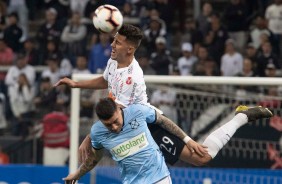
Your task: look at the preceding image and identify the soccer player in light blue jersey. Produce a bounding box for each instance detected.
[63,97,204,184]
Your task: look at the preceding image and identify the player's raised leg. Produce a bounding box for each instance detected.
[179,105,273,165]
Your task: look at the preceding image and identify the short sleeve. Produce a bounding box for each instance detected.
[138,104,156,124]
[103,59,111,81]
[91,138,103,150]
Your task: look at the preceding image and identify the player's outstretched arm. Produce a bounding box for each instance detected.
[54,76,108,89]
[155,112,207,157]
[63,148,103,182]
[79,134,92,163]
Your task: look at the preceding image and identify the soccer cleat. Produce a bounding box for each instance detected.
[235,105,273,122]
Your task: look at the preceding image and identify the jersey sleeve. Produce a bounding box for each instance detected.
[103,59,111,81]
[138,104,156,124]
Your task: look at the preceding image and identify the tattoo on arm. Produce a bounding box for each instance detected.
[78,148,103,178]
[155,112,187,140]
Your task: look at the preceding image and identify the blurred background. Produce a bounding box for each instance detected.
[0,0,281,183]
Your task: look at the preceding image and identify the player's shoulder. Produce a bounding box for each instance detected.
[127,103,152,113]
[130,58,144,80]
[132,58,143,73]
[90,120,106,135]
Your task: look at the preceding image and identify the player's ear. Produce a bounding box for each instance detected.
[127,46,135,54]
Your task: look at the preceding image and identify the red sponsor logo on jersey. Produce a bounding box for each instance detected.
[126,77,132,85]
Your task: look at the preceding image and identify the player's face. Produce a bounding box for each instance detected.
[101,109,123,133]
[110,33,130,61]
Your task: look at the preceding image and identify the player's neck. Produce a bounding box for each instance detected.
[117,56,134,68]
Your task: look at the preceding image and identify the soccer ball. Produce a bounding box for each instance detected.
[93,4,123,33]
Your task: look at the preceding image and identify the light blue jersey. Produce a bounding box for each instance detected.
[90,104,170,184]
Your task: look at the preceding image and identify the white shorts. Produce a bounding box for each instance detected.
[155,175,172,184]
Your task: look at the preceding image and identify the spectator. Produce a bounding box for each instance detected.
[194,57,219,76]
[205,12,229,65]
[220,39,243,76]
[37,8,62,61]
[7,0,28,42]
[8,73,35,136]
[0,39,13,94]
[256,41,280,77]
[245,42,258,61]
[0,146,9,164]
[143,17,166,53]
[265,0,282,57]
[5,53,35,92]
[0,1,6,39]
[56,80,70,111]
[61,11,87,65]
[73,56,95,119]
[0,93,7,131]
[191,45,209,75]
[136,51,156,75]
[83,0,103,35]
[256,31,272,56]
[88,33,111,74]
[235,58,258,97]
[196,2,213,35]
[41,55,61,85]
[121,2,139,26]
[70,0,88,17]
[248,15,275,50]
[41,105,69,166]
[265,63,277,78]
[21,38,40,66]
[73,55,91,74]
[181,18,204,55]
[59,57,73,78]
[33,77,57,118]
[3,12,23,53]
[84,0,103,19]
[177,42,197,76]
[43,0,70,24]
[150,36,172,75]
[147,0,174,32]
[42,39,61,65]
[237,58,257,77]
[223,0,248,52]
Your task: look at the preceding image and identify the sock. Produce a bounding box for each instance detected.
[203,113,248,158]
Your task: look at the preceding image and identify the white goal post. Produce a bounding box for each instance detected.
[69,74,282,173]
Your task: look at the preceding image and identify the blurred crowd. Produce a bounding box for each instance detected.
[0,0,281,164]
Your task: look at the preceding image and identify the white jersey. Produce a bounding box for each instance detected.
[103,58,148,107]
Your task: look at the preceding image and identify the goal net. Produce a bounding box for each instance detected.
[69,74,282,173]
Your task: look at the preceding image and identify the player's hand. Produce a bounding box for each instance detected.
[63,172,80,184]
[186,140,208,157]
[79,135,92,163]
[53,77,76,88]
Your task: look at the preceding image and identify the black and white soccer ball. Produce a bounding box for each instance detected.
[93,4,123,33]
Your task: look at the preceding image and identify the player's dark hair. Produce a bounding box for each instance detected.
[118,24,143,48]
[96,97,117,120]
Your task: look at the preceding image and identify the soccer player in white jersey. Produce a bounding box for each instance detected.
[63,98,273,183]
[54,24,273,167]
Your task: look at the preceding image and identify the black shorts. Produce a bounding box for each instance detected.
[147,123,185,165]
